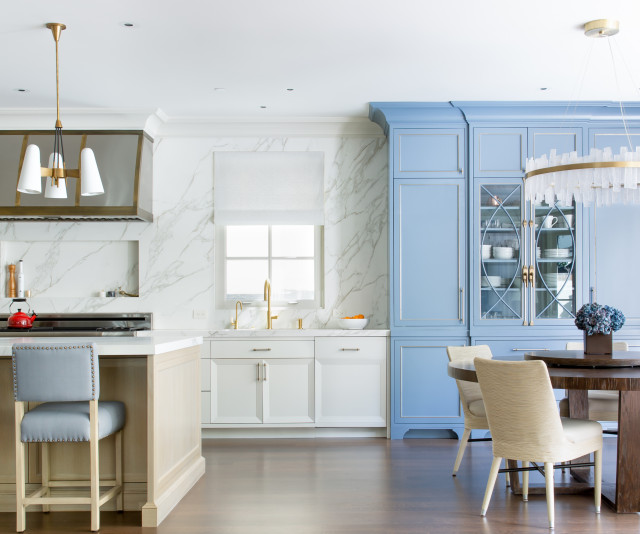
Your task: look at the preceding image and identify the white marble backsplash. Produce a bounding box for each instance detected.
[0,134,388,330]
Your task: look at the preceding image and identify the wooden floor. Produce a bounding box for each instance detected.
[1,436,639,533]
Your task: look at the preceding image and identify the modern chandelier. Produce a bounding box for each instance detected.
[17,22,104,199]
[524,19,640,207]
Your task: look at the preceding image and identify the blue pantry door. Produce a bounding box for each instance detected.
[393,179,466,329]
[589,128,640,328]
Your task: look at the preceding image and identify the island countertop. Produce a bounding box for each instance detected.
[0,333,203,357]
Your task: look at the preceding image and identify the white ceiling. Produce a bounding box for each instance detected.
[3,0,640,120]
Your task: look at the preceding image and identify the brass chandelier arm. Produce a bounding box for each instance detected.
[40,167,79,179]
[525,161,640,180]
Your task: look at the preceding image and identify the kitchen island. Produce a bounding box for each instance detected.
[0,334,204,527]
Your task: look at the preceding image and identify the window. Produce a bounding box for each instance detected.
[217,224,323,307]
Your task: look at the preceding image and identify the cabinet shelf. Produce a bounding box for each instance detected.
[481,206,520,210]
[482,258,519,263]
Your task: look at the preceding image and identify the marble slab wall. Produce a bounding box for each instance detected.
[0,134,388,330]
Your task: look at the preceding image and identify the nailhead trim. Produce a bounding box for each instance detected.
[12,344,97,401]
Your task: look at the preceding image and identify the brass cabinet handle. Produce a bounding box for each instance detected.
[459,287,464,322]
[522,266,529,288]
[263,362,268,381]
[252,348,272,352]
[340,348,360,351]
[256,363,261,381]
[528,266,535,285]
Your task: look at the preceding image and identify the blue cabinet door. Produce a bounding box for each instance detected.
[589,129,640,330]
[393,128,465,178]
[528,128,582,159]
[392,179,466,331]
[474,128,526,178]
[391,337,466,439]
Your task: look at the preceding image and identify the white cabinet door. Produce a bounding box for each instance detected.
[210,359,262,424]
[315,337,387,427]
[263,358,315,423]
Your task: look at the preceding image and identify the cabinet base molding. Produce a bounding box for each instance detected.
[202,428,387,439]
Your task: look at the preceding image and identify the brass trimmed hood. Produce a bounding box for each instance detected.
[0,130,153,221]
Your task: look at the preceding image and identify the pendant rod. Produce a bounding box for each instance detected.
[46,23,65,128]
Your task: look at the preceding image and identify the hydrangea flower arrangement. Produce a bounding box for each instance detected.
[575,303,625,336]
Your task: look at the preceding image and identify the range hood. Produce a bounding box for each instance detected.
[0,130,153,221]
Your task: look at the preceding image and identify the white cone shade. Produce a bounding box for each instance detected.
[44,153,67,199]
[80,148,104,196]
[17,144,42,194]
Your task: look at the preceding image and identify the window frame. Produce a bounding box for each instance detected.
[215,224,324,309]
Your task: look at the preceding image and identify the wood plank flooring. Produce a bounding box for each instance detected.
[1,436,638,533]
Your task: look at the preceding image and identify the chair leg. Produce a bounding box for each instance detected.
[481,456,502,517]
[504,459,510,488]
[522,461,529,502]
[116,430,124,511]
[89,400,100,532]
[452,428,471,476]
[544,462,555,529]
[41,443,50,513]
[15,403,26,533]
[594,448,602,513]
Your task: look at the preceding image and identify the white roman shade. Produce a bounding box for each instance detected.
[214,152,324,225]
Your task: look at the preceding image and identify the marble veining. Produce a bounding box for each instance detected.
[0,133,388,330]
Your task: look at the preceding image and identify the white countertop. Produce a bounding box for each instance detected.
[148,328,390,338]
[0,332,203,357]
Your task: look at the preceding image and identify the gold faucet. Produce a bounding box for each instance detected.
[264,279,278,329]
[231,300,243,329]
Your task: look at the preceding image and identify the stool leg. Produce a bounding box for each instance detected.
[41,443,50,513]
[522,461,529,502]
[90,400,100,532]
[15,403,26,533]
[116,430,124,511]
[452,428,471,476]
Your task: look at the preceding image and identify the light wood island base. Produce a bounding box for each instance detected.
[0,337,205,528]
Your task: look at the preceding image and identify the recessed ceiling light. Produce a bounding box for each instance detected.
[540,87,549,91]
[15,88,29,93]
[123,22,134,28]
[213,87,226,93]
[260,105,267,109]
[286,88,294,92]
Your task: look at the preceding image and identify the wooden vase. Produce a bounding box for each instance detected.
[584,331,613,355]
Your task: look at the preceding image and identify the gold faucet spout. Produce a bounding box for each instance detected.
[264,279,277,329]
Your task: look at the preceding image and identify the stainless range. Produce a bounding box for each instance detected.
[0,313,152,336]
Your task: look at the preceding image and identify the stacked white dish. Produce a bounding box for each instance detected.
[542,248,572,258]
[481,275,504,287]
[482,244,492,260]
[536,247,541,258]
[543,273,572,288]
[493,246,514,260]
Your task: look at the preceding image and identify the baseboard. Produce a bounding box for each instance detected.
[202,427,387,439]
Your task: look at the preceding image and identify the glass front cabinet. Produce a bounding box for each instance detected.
[473,179,584,330]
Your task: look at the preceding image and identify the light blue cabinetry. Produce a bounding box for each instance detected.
[473,128,526,177]
[588,128,640,330]
[392,179,466,332]
[393,128,465,178]
[391,338,466,439]
[369,102,640,440]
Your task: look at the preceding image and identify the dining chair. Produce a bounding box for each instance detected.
[558,341,628,421]
[12,343,126,532]
[446,345,492,476]
[474,358,602,529]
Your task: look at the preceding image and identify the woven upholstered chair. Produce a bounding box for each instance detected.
[475,358,602,529]
[558,341,628,421]
[12,343,126,532]
[446,345,493,476]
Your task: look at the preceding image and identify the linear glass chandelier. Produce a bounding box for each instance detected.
[17,22,104,199]
[524,19,640,207]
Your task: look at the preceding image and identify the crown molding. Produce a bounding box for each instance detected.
[153,115,384,137]
[0,108,383,138]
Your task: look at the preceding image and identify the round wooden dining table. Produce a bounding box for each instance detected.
[448,351,640,513]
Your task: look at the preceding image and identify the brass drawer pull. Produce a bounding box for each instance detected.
[340,348,360,351]
[252,348,272,351]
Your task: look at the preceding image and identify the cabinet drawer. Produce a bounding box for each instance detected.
[477,338,570,358]
[210,339,314,359]
[316,337,387,361]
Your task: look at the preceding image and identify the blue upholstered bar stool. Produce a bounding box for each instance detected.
[12,343,126,532]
